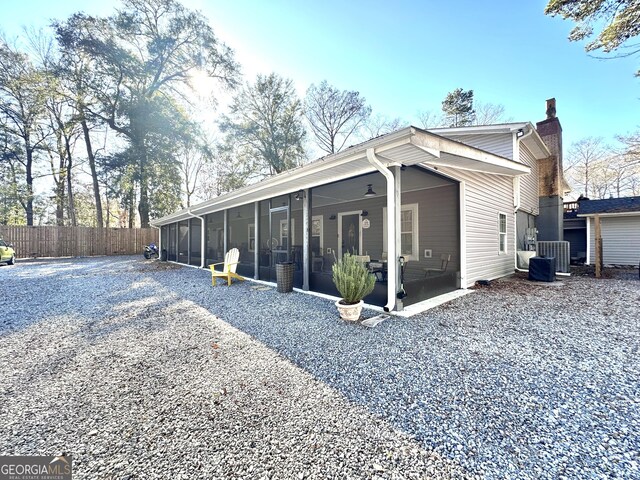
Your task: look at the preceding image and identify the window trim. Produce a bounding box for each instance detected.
[311,215,323,253]
[280,218,295,246]
[248,224,255,252]
[383,203,419,261]
[498,212,508,254]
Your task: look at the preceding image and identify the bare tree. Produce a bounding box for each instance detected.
[304,80,371,154]
[362,114,406,138]
[474,102,512,125]
[617,131,640,166]
[565,137,608,198]
[178,140,211,208]
[221,73,306,177]
[416,109,444,129]
[0,37,53,225]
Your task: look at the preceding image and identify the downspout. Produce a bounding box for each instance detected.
[514,126,534,269]
[366,148,397,312]
[187,207,206,268]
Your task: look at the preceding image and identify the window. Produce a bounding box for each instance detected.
[383,203,419,261]
[499,212,507,254]
[311,215,323,254]
[280,219,295,247]
[248,224,255,252]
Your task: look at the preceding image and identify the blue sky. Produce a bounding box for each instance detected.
[2,0,638,151]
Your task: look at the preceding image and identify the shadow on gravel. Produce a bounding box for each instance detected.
[0,257,187,387]
[3,257,638,480]
[147,262,640,480]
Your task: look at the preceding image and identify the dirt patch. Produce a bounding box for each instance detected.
[571,264,639,280]
[136,259,183,271]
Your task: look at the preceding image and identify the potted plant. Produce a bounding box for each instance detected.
[332,252,376,321]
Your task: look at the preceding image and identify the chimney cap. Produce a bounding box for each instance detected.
[546,98,556,119]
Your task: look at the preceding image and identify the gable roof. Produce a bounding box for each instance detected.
[152,126,530,226]
[428,122,551,159]
[576,196,640,216]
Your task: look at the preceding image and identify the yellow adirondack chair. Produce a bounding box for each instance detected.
[209,248,244,286]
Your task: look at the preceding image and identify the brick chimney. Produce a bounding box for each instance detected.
[535,98,564,241]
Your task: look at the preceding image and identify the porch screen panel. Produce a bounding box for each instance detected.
[178,220,189,264]
[291,196,303,288]
[168,223,177,261]
[227,204,255,277]
[400,167,460,307]
[189,219,201,266]
[205,212,224,267]
[309,172,387,307]
[258,200,270,281]
[161,225,169,256]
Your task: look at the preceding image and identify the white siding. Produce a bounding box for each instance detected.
[443,133,513,159]
[438,166,515,286]
[587,216,640,266]
[519,145,539,215]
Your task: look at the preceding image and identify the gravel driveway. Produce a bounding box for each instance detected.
[1,257,638,479]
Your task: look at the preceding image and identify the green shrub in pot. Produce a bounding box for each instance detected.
[332,253,376,320]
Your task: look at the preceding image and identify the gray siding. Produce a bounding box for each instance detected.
[519,145,539,215]
[444,133,513,159]
[588,215,640,266]
[438,166,515,287]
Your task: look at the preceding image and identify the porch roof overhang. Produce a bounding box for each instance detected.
[152,126,530,226]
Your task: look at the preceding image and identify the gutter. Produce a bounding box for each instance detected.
[366,148,397,313]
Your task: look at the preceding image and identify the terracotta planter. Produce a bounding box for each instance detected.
[335,299,364,321]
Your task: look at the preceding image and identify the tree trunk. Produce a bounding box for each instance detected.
[25,144,34,226]
[128,186,136,229]
[80,116,103,228]
[55,166,65,226]
[134,135,150,228]
[64,135,77,227]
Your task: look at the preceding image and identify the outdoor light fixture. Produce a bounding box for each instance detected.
[236,211,242,219]
[294,190,305,201]
[516,128,525,138]
[361,211,368,217]
[329,214,336,220]
[364,184,377,197]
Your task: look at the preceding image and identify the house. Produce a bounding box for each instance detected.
[564,196,640,267]
[151,99,566,313]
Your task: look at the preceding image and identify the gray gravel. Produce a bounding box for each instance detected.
[1,257,639,479]
[0,257,469,479]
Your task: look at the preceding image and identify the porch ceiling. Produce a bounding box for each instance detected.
[152,127,530,226]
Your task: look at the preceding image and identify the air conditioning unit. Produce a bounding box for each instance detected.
[536,241,570,273]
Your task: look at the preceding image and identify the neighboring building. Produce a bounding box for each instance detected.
[152,100,566,313]
[564,196,640,267]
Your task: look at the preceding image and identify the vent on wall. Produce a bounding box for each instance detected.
[536,241,570,273]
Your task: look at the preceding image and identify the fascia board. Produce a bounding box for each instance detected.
[578,211,640,218]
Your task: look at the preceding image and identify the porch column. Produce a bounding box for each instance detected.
[223,210,228,254]
[302,188,310,291]
[391,166,403,311]
[200,216,205,268]
[254,201,259,279]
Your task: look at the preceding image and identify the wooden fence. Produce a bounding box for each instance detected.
[0,225,158,259]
